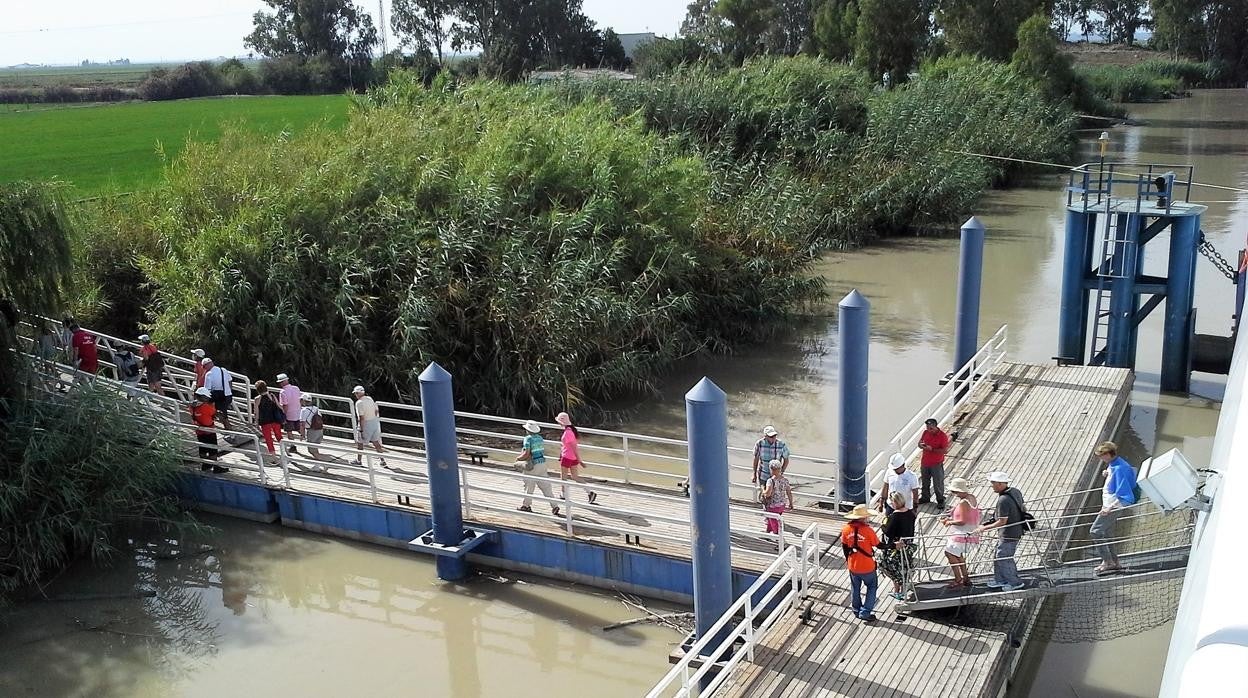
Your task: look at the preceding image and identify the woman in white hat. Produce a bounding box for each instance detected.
[940,477,981,589]
[555,412,596,504]
[515,420,560,517]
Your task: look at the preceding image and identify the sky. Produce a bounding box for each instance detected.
[0,0,687,66]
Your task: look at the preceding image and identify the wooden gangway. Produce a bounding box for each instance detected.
[711,361,1134,698]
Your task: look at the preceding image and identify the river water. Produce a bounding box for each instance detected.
[1,90,1243,697]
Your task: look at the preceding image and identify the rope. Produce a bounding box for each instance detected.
[939,149,1248,194]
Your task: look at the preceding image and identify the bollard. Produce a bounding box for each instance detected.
[686,377,733,660]
[954,217,986,372]
[420,362,468,581]
[838,290,869,505]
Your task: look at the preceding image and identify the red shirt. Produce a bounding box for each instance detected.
[71,329,98,373]
[190,402,216,435]
[920,428,950,467]
[841,522,878,574]
[194,362,207,388]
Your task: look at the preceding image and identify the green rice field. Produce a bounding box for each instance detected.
[0,95,350,196]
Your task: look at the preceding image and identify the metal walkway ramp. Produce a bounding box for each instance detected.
[897,545,1190,613]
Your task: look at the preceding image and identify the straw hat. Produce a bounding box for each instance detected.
[523,420,541,433]
[948,477,972,493]
[844,504,877,520]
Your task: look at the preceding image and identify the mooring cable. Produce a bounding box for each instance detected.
[940,148,1248,194]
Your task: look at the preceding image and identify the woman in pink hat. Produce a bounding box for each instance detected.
[556,412,597,504]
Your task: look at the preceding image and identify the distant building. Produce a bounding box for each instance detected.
[617,33,656,60]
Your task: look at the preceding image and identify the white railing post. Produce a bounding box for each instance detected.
[565,496,575,536]
[744,594,756,662]
[365,454,378,503]
[622,435,632,485]
[461,468,473,518]
[252,434,268,485]
[279,441,292,488]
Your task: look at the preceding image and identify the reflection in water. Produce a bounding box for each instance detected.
[0,516,675,698]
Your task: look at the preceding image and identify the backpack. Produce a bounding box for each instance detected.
[259,395,285,424]
[308,406,324,430]
[1004,489,1037,533]
[117,352,140,379]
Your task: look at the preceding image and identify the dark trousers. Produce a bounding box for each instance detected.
[196,432,218,460]
[921,464,946,505]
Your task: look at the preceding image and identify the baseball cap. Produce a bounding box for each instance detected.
[352,385,365,395]
[194,387,211,399]
[191,348,206,358]
[762,425,779,437]
[201,357,213,366]
[138,334,150,342]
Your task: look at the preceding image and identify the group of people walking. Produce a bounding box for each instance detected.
[512,412,599,515]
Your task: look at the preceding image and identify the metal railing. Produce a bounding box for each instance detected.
[1066,162,1196,212]
[646,523,823,698]
[864,324,1009,493]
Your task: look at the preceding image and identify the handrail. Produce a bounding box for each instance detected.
[646,523,822,698]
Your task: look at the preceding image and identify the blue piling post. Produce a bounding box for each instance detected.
[838,290,869,505]
[1161,214,1202,391]
[685,377,733,656]
[1058,210,1095,364]
[954,217,986,371]
[420,362,468,581]
[1106,214,1142,368]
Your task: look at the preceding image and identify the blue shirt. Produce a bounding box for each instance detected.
[1106,456,1138,506]
[523,434,545,464]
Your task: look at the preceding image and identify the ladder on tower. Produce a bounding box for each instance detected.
[1089,214,1133,366]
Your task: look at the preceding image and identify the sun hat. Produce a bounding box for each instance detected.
[523,420,541,433]
[191,348,206,358]
[138,334,150,342]
[889,453,906,469]
[762,425,779,437]
[276,373,289,382]
[986,471,1011,484]
[352,385,365,395]
[845,503,877,520]
[948,477,972,493]
[555,412,572,427]
[194,387,211,399]
[201,357,213,366]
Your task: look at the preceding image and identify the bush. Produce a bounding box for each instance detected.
[0,381,189,601]
[89,76,822,412]
[632,37,720,78]
[1074,60,1228,103]
[260,55,311,95]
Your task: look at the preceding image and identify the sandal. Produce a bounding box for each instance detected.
[588,492,598,505]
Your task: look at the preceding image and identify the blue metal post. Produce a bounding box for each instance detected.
[1235,252,1246,336]
[954,217,986,371]
[838,290,869,505]
[685,377,732,654]
[1059,209,1095,363]
[1106,214,1141,368]
[420,362,468,581]
[1161,214,1202,391]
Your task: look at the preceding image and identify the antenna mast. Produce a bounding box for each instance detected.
[379,0,388,56]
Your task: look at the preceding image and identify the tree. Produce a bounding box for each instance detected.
[812,0,859,60]
[632,36,717,77]
[937,0,1045,61]
[1091,0,1145,44]
[855,0,926,84]
[717,0,775,64]
[600,28,630,69]
[766,0,813,54]
[449,0,601,79]
[244,0,378,72]
[1052,0,1091,40]
[1205,0,1248,79]
[391,0,454,62]
[1150,0,1204,58]
[1012,12,1075,98]
[682,0,729,52]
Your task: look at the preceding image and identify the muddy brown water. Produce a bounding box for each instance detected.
[0,90,1243,697]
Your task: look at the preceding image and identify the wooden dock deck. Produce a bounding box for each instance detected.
[715,361,1133,698]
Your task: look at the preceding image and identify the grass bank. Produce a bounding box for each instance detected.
[1075,59,1235,102]
[0,95,350,196]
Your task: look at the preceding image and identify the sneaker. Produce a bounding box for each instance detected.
[890,592,905,601]
[860,614,878,623]
[918,497,931,505]
[986,581,1005,589]
[212,466,230,474]
[588,491,598,505]
[1002,582,1026,592]
[551,507,561,517]
[518,505,533,513]
[201,464,212,471]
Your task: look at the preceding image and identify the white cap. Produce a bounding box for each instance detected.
[987,471,1011,483]
[194,387,211,399]
[889,453,907,469]
[523,420,541,433]
[762,425,779,437]
[138,334,150,342]
[201,357,213,366]
[276,373,289,382]
[191,348,205,358]
[352,385,365,395]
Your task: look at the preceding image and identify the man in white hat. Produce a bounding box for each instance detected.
[352,385,387,468]
[515,420,559,517]
[201,357,234,431]
[975,471,1027,591]
[276,373,304,449]
[840,503,880,622]
[191,349,207,387]
[752,425,790,496]
[876,453,919,516]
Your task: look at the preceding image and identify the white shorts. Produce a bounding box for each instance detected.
[945,541,973,557]
[358,419,382,444]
